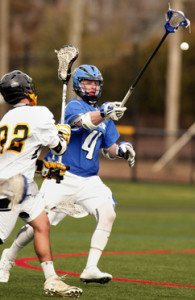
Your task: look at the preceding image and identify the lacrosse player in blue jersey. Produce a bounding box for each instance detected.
[0,65,135,285]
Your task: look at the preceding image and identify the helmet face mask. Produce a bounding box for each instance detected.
[73,65,103,104]
[0,70,37,105]
[78,80,101,102]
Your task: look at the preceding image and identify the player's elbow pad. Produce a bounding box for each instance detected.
[80,112,97,130]
[50,136,67,156]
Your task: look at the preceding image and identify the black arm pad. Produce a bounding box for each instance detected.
[51,141,63,154]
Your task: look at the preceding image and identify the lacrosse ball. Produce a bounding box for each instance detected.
[180,42,189,51]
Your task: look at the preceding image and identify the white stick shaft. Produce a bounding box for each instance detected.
[61,84,67,124]
[120,86,134,107]
[58,83,67,163]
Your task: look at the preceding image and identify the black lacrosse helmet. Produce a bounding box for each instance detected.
[0,70,37,105]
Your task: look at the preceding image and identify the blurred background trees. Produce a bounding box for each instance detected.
[0,0,194,129]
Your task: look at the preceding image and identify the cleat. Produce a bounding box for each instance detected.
[44,275,82,298]
[80,267,112,284]
[0,249,14,283]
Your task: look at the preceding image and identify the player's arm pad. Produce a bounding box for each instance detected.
[50,136,67,156]
[101,147,116,160]
[70,113,97,130]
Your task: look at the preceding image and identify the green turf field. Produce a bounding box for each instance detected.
[0,178,195,300]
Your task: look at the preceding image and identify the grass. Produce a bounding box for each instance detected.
[0,178,195,300]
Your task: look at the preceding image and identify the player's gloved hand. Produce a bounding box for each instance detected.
[36,159,69,179]
[100,102,127,121]
[116,142,136,167]
[56,124,71,144]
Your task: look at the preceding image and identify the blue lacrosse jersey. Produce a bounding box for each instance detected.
[45,98,120,177]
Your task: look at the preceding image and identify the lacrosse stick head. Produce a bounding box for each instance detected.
[55,45,79,83]
[49,200,89,218]
[164,6,190,34]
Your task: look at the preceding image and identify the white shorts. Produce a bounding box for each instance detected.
[0,210,18,243]
[0,192,45,243]
[16,191,45,223]
[40,171,115,225]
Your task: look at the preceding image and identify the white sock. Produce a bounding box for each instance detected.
[6,225,34,261]
[85,228,110,269]
[41,261,56,280]
[85,248,102,269]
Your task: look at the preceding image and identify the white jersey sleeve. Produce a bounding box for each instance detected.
[33,106,59,148]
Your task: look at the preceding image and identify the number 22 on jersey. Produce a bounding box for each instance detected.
[0,124,29,154]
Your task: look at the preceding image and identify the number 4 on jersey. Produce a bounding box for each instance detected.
[82,130,102,160]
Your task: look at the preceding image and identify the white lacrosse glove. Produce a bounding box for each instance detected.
[100,102,127,121]
[116,142,136,167]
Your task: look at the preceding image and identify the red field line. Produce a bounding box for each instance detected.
[15,249,195,288]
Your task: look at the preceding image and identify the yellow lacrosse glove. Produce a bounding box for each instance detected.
[36,159,69,180]
[56,124,71,145]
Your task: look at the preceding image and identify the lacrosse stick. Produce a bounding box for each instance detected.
[53,45,88,218]
[120,5,190,107]
[55,45,79,164]
[49,200,88,218]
